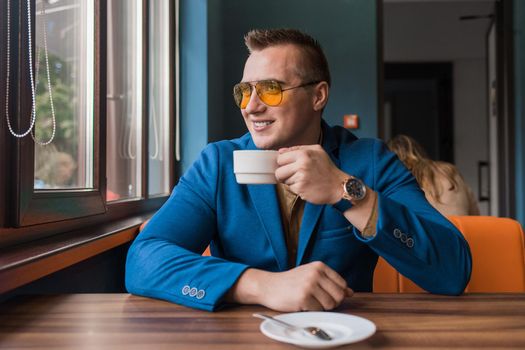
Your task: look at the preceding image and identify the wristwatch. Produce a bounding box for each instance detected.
[333,176,367,213]
[342,177,367,202]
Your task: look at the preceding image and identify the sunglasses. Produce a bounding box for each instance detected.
[233,79,320,109]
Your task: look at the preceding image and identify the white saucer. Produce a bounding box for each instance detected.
[259,312,376,349]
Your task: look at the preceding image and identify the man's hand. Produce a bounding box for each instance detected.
[227,261,353,312]
[275,145,346,204]
[276,144,377,231]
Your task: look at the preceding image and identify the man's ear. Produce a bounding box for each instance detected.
[312,82,329,112]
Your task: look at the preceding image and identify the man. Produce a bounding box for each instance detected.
[126,29,472,312]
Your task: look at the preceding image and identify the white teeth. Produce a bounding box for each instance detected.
[254,121,273,127]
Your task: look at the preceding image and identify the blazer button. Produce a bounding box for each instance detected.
[196,289,206,299]
[182,285,191,295]
[406,237,414,248]
[400,233,408,243]
[393,228,402,238]
[189,287,198,297]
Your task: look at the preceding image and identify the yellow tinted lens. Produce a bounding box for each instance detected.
[257,80,282,106]
[233,83,252,108]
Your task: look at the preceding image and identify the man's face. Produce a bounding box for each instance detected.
[240,44,323,150]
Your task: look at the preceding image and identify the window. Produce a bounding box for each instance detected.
[106,0,173,202]
[33,0,95,190]
[148,0,172,197]
[106,0,143,201]
[0,0,177,243]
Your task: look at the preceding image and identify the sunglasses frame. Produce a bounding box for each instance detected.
[233,79,321,109]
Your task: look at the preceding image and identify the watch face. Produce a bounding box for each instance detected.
[345,178,366,201]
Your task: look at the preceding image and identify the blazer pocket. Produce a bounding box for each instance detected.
[316,226,354,241]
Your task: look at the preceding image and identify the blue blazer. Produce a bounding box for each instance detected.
[126,120,472,311]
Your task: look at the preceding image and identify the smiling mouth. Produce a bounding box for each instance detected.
[252,120,274,130]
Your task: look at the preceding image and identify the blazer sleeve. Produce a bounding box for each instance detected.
[125,143,250,311]
[354,140,472,295]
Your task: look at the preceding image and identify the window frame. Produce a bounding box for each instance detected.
[0,0,13,229]
[16,0,106,227]
[0,0,178,247]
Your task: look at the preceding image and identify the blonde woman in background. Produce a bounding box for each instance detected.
[35,145,77,189]
[387,134,480,216]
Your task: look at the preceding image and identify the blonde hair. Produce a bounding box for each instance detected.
[35,146,77,188]
[387,135,459,203]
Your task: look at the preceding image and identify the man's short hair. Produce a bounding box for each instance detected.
[244,28,331,87]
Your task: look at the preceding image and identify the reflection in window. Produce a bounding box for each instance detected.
[106,0,142,201]
[33,0,95,190]
[148,0,171,196]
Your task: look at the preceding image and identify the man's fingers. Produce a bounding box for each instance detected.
[275,163,297,183]
[309,283,338,311]
[320,264,348,290]
[317,277,346,309]
[302,263,349,311]
[301,290,325,311]
[277,144,322,165]
[276,150,300,166]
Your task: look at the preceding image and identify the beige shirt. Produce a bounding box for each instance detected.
[425,166,480,217]
[275,183,305,268]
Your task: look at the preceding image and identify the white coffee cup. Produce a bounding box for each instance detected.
[233,150,278,184]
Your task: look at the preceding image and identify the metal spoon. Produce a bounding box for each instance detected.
[253,313,332,341]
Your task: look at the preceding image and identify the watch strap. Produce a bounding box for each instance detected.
[332,197,353,213]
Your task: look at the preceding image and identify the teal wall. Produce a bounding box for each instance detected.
[514,0,525,225]
[180,0,379,171]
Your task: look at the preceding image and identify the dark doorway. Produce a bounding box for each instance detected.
[383,63,453,163]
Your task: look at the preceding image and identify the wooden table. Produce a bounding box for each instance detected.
[0,293,524,349]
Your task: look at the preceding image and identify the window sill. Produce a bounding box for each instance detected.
[0,213,153,294]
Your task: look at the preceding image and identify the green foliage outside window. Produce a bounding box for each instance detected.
[34,52,76,155]
[34,51,78,188]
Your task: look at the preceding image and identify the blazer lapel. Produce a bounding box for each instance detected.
[295,202,324,265]
[243,138,288,271]
[247,184,288,271]
[296,120,345,265]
